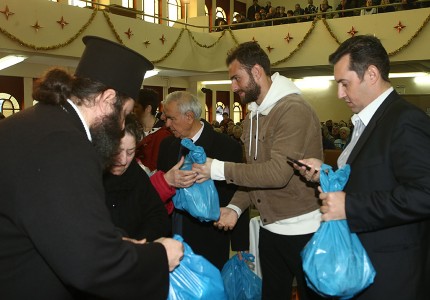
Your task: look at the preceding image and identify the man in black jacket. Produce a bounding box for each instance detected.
[157,91,249,270]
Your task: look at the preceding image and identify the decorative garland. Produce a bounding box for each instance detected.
[152,28,185,63]
[0,8,97,50]
[322,19,341,46]
[187,28,226,48]
[322,14,430,56]
[271,19,317,67]
[387,12,430,55]
[102,10,124,45]
[226,29,240,46]
[0,7,429,64]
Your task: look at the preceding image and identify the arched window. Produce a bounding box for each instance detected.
[0,93,20,117]
[215,101,225,123]
[168,0,181,27]
[205,104,209,121]
[143,0,159,23]
[233,102,242,124]
[215,7,226,20]
[68,0,89,7]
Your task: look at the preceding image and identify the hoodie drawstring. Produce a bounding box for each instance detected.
[254,113,259,160]
[248,111,253,158]
[248,111,259,160]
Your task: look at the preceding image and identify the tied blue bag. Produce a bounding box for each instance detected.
[221,253,262,300]
[301,164,376,299]
[168,235,227,300]
[172,138,220,222]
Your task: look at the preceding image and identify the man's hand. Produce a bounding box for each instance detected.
[291,158,323,183]
[122,237,147,244]
[319,186,347,221]
[192,158,213,183]
[154,237,184,272]
[164,156,197,188]
[214,207,238,231]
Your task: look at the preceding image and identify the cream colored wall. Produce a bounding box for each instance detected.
[2,1,429,72]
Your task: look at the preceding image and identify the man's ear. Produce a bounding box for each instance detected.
[185,111,195,122]
[367,65,379,84]
[251,64,263,82]
[96,89,117,114]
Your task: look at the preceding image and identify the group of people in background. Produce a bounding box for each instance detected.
[321,118,353,150]
[214,0,429,31]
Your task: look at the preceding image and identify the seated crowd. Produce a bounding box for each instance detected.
[213,0,429,31]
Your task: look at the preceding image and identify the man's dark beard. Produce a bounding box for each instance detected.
[240,73,261,104]
[90,111,124,170]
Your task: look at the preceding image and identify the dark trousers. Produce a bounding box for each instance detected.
[259,227,324,300]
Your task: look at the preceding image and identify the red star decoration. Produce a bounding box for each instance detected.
[347,26,358,37]
[251,37,258,43]
[143,40,151,48]
[0,5,14,20]
[56,16,69,29]
[31,21,43,32]
[394,21,406,33]
[284,33,293,43]
[159,34,166,45]
[266,45,274,53]
[124,28,133,39]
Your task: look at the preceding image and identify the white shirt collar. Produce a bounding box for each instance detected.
[355,87,394,126]
[67,99,92,141]
[190,121,204,143]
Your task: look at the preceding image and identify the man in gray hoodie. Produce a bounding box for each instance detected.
[193,42,324,300]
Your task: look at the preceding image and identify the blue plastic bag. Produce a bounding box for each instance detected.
[168,235,227,300]
[301,164,376,299]
[172,139,220,222]
[221,253,262,300]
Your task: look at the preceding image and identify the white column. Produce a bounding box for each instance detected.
[23,77,33,109]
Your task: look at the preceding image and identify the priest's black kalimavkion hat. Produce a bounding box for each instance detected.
[75,36,153,100]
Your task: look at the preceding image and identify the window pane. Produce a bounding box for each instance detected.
[168,0,180,27]
[0,93,20,116]
[144,0,159,23]
[122,0,134,8]
[233,102,242,124]
[215,7,226,20]
[68,0,88,7]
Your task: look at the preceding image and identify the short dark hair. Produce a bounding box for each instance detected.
[226,42,271,76]
[328,35,390,82]
[124,113,143,143]
[137,88,160,116]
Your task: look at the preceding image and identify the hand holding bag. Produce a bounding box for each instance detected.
[168,235,227,300]
[301,164,376,299]
[172,138,220,222]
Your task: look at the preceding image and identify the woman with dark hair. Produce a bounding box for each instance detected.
[104,114,171,241]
